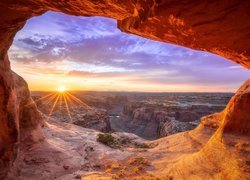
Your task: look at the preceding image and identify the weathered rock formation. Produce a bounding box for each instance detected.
[0,0,249,178]
[1,1,250,68]
[0,71,43,178]
[117,99,227,139]
[121,104,188,139]
[202,79,250,136]
[167,81,250,179]
[81,93,128,115]
[72,110,111,133]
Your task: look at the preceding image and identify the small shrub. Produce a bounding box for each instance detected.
[97,133,115,146]
[120,137,131,144]
[97,133,120,148]
[134,142,150,149]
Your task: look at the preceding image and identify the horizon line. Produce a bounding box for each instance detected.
[30,90,235,94]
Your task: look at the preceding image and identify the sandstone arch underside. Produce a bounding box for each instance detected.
[0,0,249,178]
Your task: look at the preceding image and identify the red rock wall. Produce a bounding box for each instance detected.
[118,0,250,68]
[0,55,19,178]
[0,0,249,177]
[0,0,250,68]
[0,55,43,178]
[222,79,250,135]
[201,79,250,136]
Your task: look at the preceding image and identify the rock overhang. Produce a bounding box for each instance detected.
[0,0,250,178]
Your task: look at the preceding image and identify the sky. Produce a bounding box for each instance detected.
[9,11,250,92]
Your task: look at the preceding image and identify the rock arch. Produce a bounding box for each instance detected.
[0,0,249,178]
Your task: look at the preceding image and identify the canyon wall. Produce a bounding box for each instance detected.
[119,100,227,139]
[0,0,249,178]
[222,79,250,135]
[169,80,250,178]
[201,79,250,136]
[0,61,43,178]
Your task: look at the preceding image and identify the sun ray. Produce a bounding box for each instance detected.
[25,92,56,107]
[34,89,92,124]
[64,93,74,106]
[63,93,72,124]
[40,93,59,111]
[66,94,88,109]
[65,92,92,110]
[46,92,60,121]
[65,94,73,107]
[32,92,58,117]
[59,93,63,111]
[64,92,80,105]
[34,92,56,102]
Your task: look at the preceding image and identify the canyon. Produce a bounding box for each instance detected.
[4,84,250,179]
[32,91,232,139]
[0,0,250,179]
[114,93,232,139]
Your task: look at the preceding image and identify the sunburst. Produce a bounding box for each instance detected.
[57,86,66,93]
[34,87,92,123]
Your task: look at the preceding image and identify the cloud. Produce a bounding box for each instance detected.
[8,11,250,92]
[67,70,131,78]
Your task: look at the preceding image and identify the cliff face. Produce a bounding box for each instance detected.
[168,80,250,178]
[0,66,43,178]
[0,0,249,178]
[0,56,18,178]
[119,100,226,139]
[121,103,192,139]
[223,79,250,135]
[72,110,111,133]
[84,94,128,115]
[201,80,250,136]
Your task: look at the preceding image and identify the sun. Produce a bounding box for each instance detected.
[57,86,67,93]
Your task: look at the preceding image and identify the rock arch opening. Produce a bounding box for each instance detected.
[0,1,250,179]
[9,11,249,141]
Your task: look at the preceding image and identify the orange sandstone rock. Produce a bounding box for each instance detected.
[0,0,249,178]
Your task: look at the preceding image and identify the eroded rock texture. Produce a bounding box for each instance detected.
[201,80,250,136]
[0,0,250,68]
[170,81,250,178]
[72,110,111,133]
[222,79,250,135]
[0,58,43,178]
[0,56,18,179]
[0,0,249,178]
